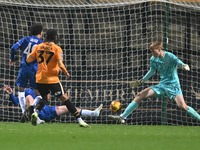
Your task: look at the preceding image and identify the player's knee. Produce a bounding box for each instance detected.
[59,94,69,102]
[136,91,146,99]
[178,103,188,111]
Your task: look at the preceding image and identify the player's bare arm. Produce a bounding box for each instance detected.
[58,60,70,79]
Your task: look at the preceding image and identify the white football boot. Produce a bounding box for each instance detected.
[94,104,103,117]
[108,115,125,123]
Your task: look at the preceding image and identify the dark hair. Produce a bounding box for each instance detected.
[45,29,57,42]
[29,23,43,36]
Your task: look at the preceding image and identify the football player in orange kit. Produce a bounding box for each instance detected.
[26,29,90,127]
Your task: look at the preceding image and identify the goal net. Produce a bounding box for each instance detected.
[0,0,200,125]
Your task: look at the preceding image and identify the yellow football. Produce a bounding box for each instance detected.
[110,100,122,112]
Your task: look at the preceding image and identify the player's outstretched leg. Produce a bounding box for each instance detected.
[31,112,38,126]
[94,104,103,117]
[108,115,125,124]
[20,110,28,123]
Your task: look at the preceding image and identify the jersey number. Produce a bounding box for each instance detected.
[38,51,54,65]
[23,43,37,55]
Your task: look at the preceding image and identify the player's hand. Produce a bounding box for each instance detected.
[183,64,190,71]
[9,61,15,65]
[66,72,70,79]
[130,79,142,89]
[4,85,13,94]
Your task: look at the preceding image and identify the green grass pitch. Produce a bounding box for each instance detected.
[0,122,200,150]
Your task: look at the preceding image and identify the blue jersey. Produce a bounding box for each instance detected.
[9,88,36,105]
[24,89,58,121]
[10,36,43,72]
[143,51,184,86]
[25,88,58,121]
[9,88,58,121]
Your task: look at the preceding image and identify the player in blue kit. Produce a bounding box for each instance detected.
[4,85,103,123]
[10,23,43,122]
[109,41,200,123]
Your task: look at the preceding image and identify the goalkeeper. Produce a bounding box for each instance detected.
[4,85,103,123]
[109,41,200,123]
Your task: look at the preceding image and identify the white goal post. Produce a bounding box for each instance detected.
[0,0,200,125]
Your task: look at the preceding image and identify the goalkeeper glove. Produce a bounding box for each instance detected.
[183,64,190,71]
[130,79,144,89]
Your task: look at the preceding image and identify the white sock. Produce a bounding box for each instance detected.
[77,117,84,123]
[18,91,26,113]
[34,108,40,115]
[37,117,45,124]
[80,109,95,116]
[33,95,42,108]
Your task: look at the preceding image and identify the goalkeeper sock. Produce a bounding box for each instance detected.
[187,106,200,122]
[18,91,26,113]
[121,101,139,119]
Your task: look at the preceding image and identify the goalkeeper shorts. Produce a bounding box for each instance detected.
[150,83,183,101]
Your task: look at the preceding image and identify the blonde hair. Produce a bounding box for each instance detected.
[149,41,163,50]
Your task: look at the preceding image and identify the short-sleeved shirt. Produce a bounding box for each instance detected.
[10,36,43,72]
[28,42,63,84]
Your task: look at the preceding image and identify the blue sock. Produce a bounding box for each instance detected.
[122,101,139,119]
[187,106,200,122]
[80,109,82,116]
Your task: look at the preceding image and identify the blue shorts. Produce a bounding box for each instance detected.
[16,66,37,89]
[38,105,59,122]
[150,83,183,101]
